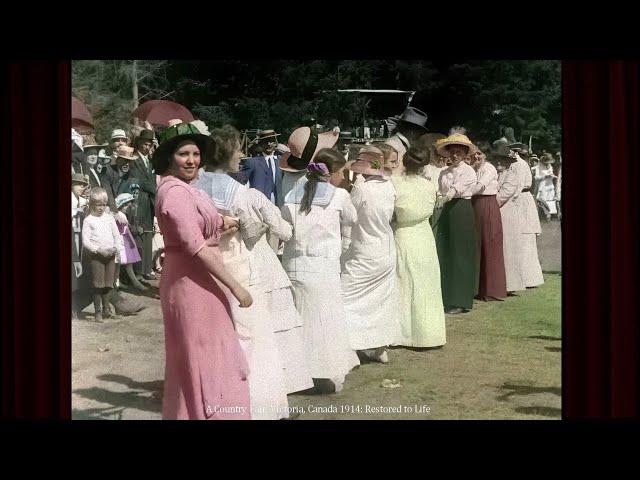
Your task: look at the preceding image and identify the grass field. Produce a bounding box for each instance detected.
[288,273,562,420]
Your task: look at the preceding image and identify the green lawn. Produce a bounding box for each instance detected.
[289,273,562,420]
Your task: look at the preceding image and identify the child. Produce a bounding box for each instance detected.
[114,193,146,291]
[82,187,121,322]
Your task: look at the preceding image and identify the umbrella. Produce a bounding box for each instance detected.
[71,97,94,132]
[132,100,194,126]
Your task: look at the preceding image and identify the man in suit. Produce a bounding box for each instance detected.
[236,129,283,206]
[129,129,157,280]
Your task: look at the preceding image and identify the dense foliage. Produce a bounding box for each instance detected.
[72,60,561,151]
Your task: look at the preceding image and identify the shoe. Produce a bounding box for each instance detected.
[93,313,104,323]
[143,273,157,281]
[377,350,389,364]
[446,307,465,314]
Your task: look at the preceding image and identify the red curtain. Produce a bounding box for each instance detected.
[563,60,639,418]
[0,61,71,419]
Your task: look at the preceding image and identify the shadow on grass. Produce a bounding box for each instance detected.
[514,406,561,418]
[497,383,561,402]
[72,406,125,420]
[545,346,562,352]
[73,374,163,419]
[528,335,562,341]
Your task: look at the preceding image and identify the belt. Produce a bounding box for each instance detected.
[521,188,531,193]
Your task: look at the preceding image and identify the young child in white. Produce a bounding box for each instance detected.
[82,187,121,322]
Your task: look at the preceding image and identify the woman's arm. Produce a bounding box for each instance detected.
[196,247,252,307]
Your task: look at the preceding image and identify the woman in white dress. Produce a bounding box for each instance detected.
[193,125,290,420]
[341,146,399,363]
[533,153,558,221]
[493,143,526,293]
[281,148,360,393]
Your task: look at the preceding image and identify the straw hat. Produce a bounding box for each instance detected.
[115,145,138,161]
[279,127,339,172]
[257,129,280,142]
[436,133,478,157]
[348,146,387,176]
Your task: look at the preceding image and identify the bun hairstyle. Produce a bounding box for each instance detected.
[209,125,241,168]
[403,147,429,175]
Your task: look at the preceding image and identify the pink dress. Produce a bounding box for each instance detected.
[155,175,250,420]
[116,224,142,265]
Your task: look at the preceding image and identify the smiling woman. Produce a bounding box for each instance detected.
[152,121,255,420]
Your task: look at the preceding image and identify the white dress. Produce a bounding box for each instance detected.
[281,179,361,383]
[498,166,526,292]
[193,172,289,420]
[513,156,544,287]
[244,188,314,394]
[341,175,400,350]
[533,163,558,214]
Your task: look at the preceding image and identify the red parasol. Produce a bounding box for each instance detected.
[71,97,94,132]
[132,100,194,126]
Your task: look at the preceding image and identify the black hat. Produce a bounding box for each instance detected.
[394,107,428,131]
[491,142,514,160]
[135,129,155,145]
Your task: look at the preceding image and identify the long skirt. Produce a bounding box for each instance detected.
[289,270,360,382]
[342,252,400,350]
[472,195,507,300]
[269,287,314,394]
[521,233,545,287]
[500,200,526,292]
[436,198,478,310]
[223,284,290,420]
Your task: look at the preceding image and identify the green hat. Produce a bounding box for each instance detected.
[152,122,214,175]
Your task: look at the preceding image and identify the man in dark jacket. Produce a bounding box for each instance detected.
[235,129,283,205]
[129,129,157,280]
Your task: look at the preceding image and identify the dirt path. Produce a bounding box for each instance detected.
[72,221,561,420]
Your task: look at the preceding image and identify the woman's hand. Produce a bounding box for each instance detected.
[232,285,253,308]
[221,215,239,231]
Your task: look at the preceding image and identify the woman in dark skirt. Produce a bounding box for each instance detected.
[435,131,479,314]
[469,148,507,301]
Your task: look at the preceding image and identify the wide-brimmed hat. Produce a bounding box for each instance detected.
[491,142,514,160]
[393,107,428,131]
[529,154,540,162]
[436,133,478,157]
[110,129,128,141]
[115,145,138,161]
[152,121,215,175]
[508,141,527,151]
[348,146,387,177]
[279,127,339,172]
[115,193,135,209]
[257,129,280,142]
[71,173,90,185]
[83,143,109,155]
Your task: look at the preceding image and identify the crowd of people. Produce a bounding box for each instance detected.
[71,105,559,420]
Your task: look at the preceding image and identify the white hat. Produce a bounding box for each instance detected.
[71,128,83,149]
[115,193,135,209]
[110,129,128,140]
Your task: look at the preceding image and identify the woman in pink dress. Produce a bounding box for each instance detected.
[152,122,253,420]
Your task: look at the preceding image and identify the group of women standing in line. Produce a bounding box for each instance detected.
[152,121,544,420]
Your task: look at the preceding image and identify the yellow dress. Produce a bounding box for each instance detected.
[392,175,446,347]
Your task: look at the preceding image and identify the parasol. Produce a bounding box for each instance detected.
[132,100,194,126]
[71,97,94,133]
